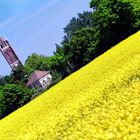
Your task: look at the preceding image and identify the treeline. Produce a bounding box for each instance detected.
[0,0,140,119]
[25,0,140,80]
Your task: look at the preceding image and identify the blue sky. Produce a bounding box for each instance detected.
[0,0,91,76]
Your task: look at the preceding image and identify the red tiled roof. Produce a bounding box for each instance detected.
[27,71,50,86]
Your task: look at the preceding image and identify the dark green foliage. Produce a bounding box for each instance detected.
[3,75,14,84]
[0,87,6,118]
[64,11,93,40]
[11,66,28,85]
[0,84,34,119]
[0,76,7,86]
[24,53,50,75]
[49,49,71,78]
[90,0,140,54]
[63,28,98,71]
[52,0,140,77]
[52,11,94,77]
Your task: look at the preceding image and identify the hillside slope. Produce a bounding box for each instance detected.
[0,31,140,139]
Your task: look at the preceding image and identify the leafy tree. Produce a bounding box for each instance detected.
[48,54,70,78]
[63,28,98,71]
[0,87,6,118]
[3,75,14,84]
[0,76,7,86]
[64,11,93,40]
[0,84,34,117]
[90,0,140,54]
[11,66,28,85]
[24,53,50,75]
[53,11,94,77]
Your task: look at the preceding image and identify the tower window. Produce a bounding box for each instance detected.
[0,45,4,49]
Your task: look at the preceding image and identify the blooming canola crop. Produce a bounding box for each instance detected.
[0,31,140,139]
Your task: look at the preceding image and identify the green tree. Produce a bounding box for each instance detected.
[53,11,94,77]
[24,53,50,75]
[3,75,14,84]
[1,84,34,117]
[63,28,98,71]
[90,0,140,54]
[0,87,6,118]
[64,11,93,40]
[0,76,7,86]
[11,66,28,85]
[48,53,70,78]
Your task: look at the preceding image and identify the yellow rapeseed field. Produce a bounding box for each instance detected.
[0,31,140,140]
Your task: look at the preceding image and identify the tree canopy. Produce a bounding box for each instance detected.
[90,0,140,54]
[62,28,98,71]
[64,11,93,40]
[24,53,50,75]
[0,84,34,119]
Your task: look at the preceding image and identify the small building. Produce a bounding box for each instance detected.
[27,71,52,89]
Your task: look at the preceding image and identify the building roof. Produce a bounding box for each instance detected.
[27,71,50,86]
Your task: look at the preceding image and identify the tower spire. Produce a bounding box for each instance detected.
[0,36,22,70]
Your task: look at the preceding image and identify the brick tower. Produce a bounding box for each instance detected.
[0,36,22,70]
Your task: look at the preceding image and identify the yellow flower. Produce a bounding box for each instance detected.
[0,31,140,139]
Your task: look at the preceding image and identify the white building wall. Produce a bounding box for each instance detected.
[39,74,52,88]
